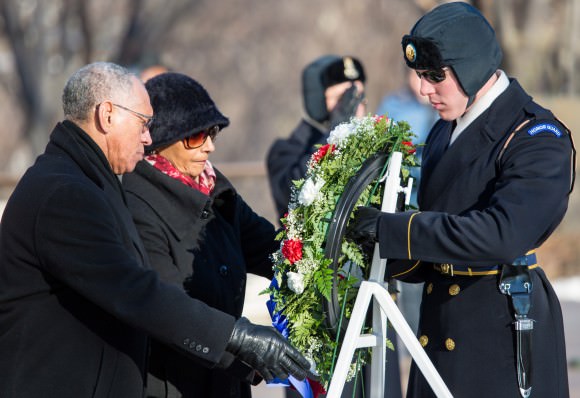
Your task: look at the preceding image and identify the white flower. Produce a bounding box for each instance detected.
[287,271,305,294]
[346,362,359,382]
[306,357,319,376]
[284,208,302,240]
[328,121,356,147]
[295,258,317,275]
[298,178,324,206]
[270,251,283,265]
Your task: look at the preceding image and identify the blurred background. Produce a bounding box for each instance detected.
[2,0,579,276]
[1,0,580,395]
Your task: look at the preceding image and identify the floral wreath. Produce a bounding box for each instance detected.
[267,115,417,393]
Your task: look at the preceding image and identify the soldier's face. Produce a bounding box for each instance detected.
[416,68,468,121]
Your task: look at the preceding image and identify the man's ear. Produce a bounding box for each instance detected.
[95,101,114,133]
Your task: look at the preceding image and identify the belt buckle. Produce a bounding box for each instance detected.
[440,263,454,276]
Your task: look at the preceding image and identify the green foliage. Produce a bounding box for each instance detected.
[314,266,334,301]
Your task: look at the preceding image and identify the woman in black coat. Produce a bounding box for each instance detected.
[123,73,279,398]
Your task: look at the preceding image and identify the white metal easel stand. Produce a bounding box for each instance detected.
[325,152,453,398]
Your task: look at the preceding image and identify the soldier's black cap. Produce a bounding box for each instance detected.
[302,55,366,123]
[401,2,502,98]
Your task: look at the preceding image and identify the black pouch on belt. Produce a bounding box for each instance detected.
[499,264,534,398]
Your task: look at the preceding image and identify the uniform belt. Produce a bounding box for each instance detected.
[433,251,538,276]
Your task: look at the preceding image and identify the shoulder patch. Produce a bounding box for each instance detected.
[527,123,563,137]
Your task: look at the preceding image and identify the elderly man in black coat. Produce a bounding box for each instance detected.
[0,62,309,398]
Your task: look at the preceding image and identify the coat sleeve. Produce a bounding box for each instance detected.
[34,181,236,368]
[235,194,279,279]
[376,126,574,265]
[266,121,327,219]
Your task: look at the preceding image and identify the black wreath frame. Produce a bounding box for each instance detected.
[322,150,400,338]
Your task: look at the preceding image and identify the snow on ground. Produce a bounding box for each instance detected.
[553,275,580,302]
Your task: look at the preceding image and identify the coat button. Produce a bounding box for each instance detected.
[196,344,203,351]
[419,335,429,347]
[201,210,210,219]
[448,284,460,296]
[441,263,451,274]
[202,347,210,354]
[219,265,229,276]
[183,338,190,346]
[189,341,196,349]
[426,283,433,295]
[445,338,456,351]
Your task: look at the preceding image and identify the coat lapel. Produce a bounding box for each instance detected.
[419,79,533,210]
[420,117,492,209]
[419,121,453,190]
[53,121,150,267]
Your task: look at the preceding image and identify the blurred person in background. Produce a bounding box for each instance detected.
[266,55,367,222]
[0,62,310,398]
[139,64,170,83]
[348,2,574,397]
[123,72,283,398]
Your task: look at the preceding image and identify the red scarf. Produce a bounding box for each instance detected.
[145,154,216,196]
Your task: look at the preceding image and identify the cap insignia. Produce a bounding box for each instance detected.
[343,57,359,80]
[405,43,417,63]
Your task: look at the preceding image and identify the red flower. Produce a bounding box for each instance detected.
[374,114,390,124]
[402,141,416,154]
[309,378,327,397]
[282,239,303,264]
[312,144,335,163]
[289,378,326,398]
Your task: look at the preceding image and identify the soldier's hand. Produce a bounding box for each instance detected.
[347,206,381,244]
[225,317,311,382]
[329,84,365,129]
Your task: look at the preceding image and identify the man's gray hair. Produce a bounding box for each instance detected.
[62,62,135,122]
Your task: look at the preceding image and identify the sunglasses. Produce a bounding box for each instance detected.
[415,67,448,84]
[183,125,221,149]
[112,103,154,130]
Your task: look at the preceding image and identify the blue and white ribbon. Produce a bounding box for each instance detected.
[266,278,314,398]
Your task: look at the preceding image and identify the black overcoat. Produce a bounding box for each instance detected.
[123,160,278,398]
[266,119,327,220]
[376,80,573,397]
[0,121,236,398]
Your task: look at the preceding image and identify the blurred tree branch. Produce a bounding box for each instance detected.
[0,0,578,176]
[114,0,198,66]
[0,0,198,169]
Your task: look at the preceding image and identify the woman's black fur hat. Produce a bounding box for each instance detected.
[401,2,502,98]
[145,72,230,151]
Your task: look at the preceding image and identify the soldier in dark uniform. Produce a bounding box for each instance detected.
[348,2,574,397]
[266,55,367,221]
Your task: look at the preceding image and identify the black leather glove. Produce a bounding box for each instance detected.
[347,206,382,244]
[225,317,311,382]
[329,84,365,129]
